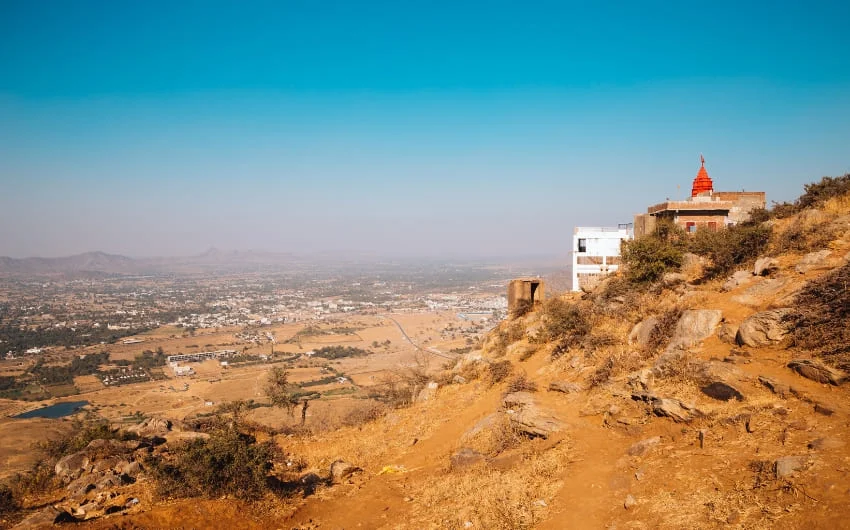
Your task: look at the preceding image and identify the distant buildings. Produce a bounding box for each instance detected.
[634,156,766,237]
[571,225,633,292]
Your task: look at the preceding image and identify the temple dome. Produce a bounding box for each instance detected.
[691,155,714,196]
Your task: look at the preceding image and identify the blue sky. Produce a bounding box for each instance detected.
[1,0,849,258]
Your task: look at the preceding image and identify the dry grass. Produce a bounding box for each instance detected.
[410,442,570,529]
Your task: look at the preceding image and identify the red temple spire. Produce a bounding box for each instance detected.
[691,154,714,196]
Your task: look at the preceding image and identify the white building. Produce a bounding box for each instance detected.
[571,225,633,292]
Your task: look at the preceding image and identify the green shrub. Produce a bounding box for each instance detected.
[686,223,771,278]
[621,236,683,284]
[146,426,277,500]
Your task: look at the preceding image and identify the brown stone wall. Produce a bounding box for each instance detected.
[633,213,656,239]
[508,279,544,313]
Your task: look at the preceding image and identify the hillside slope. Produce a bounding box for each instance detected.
[4,184,850,529]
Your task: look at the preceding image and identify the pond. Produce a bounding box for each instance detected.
[15,400,89,419]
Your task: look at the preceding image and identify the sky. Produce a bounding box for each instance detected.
[1,0,849,259]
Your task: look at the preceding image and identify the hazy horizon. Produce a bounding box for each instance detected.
[2,1,849,259]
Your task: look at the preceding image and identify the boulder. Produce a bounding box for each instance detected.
[661,272,687,287]
[736,309,792,347]
[66,474,97,499]
[700,382,744,401]
[548,381,582,394]
[753,257,779,276]
[450,448,486,469]
[127,417,172,438]
[627,436,661,457]
[624,494,637,510]
[510,405,562,438]
[717,322,739,344]
[463,413,500,439]
[722,270,753,291]
[796,250,832,274]
[55,451,90,482]
[416,381,439,402]
[731,278,790,307]
[667,310,723,350]
[774,455,811,478]
[631,393,701,423]
[502,391,536,410]
[628,316,659,348]
[788,359,846,386]
[758,376,794,398]
[329,459,361,482]
[93,456,121,474]
[452,375,468,385]
[95,473,124,490]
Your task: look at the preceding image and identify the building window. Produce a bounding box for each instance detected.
[708,221,717,231]
[578,238,587,253]
[686,222,696,233]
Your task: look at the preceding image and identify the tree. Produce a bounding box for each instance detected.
[264,367,298,415]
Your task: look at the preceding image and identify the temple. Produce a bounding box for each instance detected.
[633,156,765,238]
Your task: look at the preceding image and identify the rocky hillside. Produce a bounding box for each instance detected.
[2,177,849,529]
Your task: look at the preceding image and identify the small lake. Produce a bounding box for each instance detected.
[15,400,89,419]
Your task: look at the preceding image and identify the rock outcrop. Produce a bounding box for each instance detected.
[788,359,846,386]
[736,309,792,347]
[666,309,723,350]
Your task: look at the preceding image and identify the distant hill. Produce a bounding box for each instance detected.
[0,251,136,275]
[0,249,304,276]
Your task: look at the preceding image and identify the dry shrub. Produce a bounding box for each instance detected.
[772,218,836,254]
[588,356,615,388]
[823,191,850,215]
[340,401,387,428]
[541,298,593,360]
[505,372,537,393]
[646,306,684,351]
[457,361,483,382]
[786,262,850,371]
[463,414,525,457]
[488,360,513,385]
[511,298,534,319]
[368,373,416,408]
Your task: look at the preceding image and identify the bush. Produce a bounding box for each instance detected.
[772,220,836,254]
[40,420,135,460]
[770,174,850,218]
[488,360,513,385]
[146,425,277,500]
[505,373,537,393]
[785,262,850,371]
[621,236,684,284]
[542,299,591,342]
[686,223,772,278]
